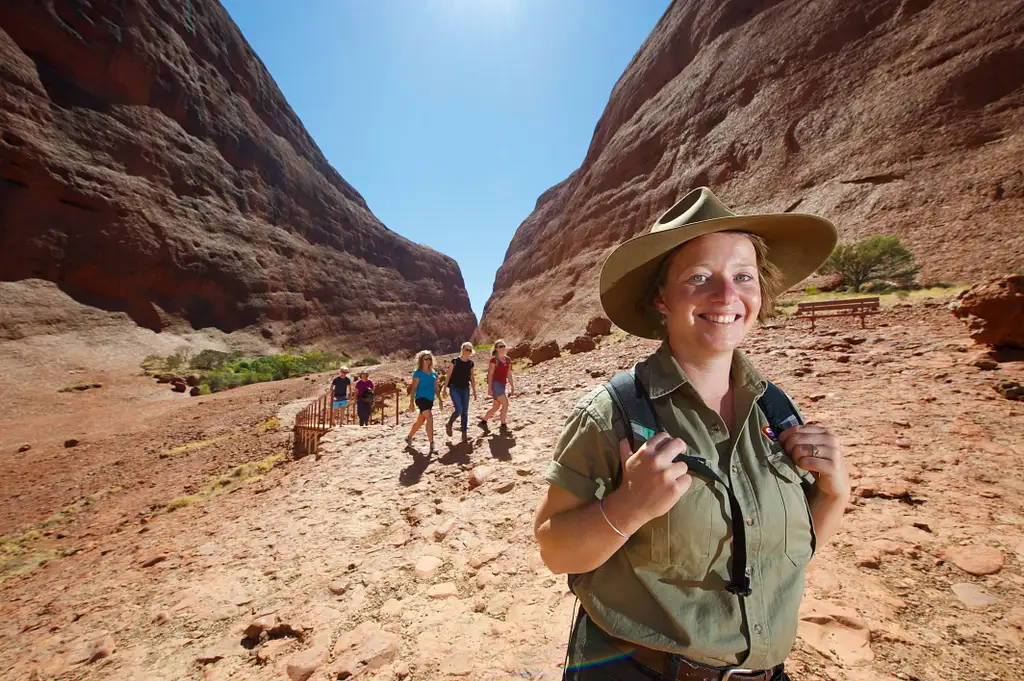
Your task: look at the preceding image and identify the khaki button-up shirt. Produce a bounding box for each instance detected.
[545,343,816,669]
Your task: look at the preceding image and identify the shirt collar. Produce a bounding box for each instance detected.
[640,342,766,400]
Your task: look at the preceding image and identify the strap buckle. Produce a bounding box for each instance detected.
[721,669,762,681]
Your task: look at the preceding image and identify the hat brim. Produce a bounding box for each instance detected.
[599,213,838,339]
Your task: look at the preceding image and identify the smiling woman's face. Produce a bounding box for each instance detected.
[655,232,762,359]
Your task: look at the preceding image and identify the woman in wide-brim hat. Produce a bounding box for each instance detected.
[534,188,851,681]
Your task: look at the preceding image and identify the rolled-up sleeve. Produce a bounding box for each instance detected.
[544,389,622,501]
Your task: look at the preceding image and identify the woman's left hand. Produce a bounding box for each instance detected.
[778,422,851,500]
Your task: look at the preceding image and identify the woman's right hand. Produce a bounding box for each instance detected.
[606,433,692,532]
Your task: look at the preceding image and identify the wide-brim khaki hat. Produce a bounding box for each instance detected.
[600,187,838,339]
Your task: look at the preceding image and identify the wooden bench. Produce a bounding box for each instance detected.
[794,297,880,330]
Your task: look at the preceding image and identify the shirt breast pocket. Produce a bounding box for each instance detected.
[765,448,815,566]
[624,473,725,575]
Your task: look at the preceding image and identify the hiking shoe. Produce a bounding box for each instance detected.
[478,419,489,432]
[445,420,453,437]
[429,442,437,454]
[499,423,509,434]
[461,430,468,442]
[404,436,412,447]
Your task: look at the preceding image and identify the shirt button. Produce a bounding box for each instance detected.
[753,624,763,635]
[745,518,754,526]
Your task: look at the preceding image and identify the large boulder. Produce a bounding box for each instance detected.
[0,1,475,353]
[477,1,1024,343]
[950,275,1024,349]
[586,316,613,337]
[529,341,561,365]
[565,335,596,354]
[507,342,532,360]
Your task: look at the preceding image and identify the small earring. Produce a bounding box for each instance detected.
[659,316,667,326]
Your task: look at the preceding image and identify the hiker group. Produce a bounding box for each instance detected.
[404,340,515,453]
[328,340,516,451]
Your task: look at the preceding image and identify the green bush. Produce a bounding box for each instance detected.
[351,357,379,367]
[803,286,819,295]
[822,235,919,291]
[198,351,342,394]
[190,349,231,371]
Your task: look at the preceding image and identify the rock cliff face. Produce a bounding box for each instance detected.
[0,0,476,354]
[478,0,1024,344]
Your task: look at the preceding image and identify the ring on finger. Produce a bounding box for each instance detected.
[810,444,820,457]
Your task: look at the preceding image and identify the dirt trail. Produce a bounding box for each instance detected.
[0,302,1022,681]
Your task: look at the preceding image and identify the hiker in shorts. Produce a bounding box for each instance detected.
[479,340,514,434]
[330,367,351,411]
[533,188,851,680]
[443,342,477,440]
[354,371,374,427]
[405,350,440,453]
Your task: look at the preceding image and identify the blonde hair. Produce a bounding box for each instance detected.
[415,350,435,372]
[461,342,473,353]
[491,339,507,358]
[339,366,350,373]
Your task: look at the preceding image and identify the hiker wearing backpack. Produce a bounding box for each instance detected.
[479,340,514,434]
[354,371,374,426]
[533,188,851,681]
[405,350,440,453]
[443,342,478,441]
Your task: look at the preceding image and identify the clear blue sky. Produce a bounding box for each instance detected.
[221,0,671,321]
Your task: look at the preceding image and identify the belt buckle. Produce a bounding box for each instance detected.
[721,669,758,681]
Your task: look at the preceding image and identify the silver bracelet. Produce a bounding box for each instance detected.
[599,499,628,538]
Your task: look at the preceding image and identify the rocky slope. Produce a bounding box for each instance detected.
[1,301,1022,680]
[478,0,1024,344]
[0,0,475,354]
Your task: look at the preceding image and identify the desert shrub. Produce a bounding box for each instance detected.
[803,286,819,295]
[822,236,919,291]
[190,349,231,371]
[351,357,379,367]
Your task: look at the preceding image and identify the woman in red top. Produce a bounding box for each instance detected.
[354,371,374,427]
[479,339,514,433]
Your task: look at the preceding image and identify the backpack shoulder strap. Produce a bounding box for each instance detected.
[757,381,803,437]
[605,367,660,451]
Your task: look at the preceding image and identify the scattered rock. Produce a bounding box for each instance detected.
[189,386,201,397]
[491,480,515,494]
[286,646,327,681]
[941,546,1004,575]
[328,580,349,596]
[152,610,171,625]
[171,381,187,393]
[798,599,873,665]
[433,518,455,540]
[155,373,175,384]
[140,554,168,568]
[507,342,532,360]
[426,582,460,599]
[855,549,882,569]
[414,555,443,579]
[970,353,1000,370]
[995,380,1023,401]
[63,439,80,448]
[950,274,1024,348]
[69,633,115,664]
[469,543,507,569]
[244,614,278,640]
[330,622,398,678]
[529,341,561,365]
[855,480,912,500]
[16,443,30,453]
[951,583,998,608]
[185,374,202,387]
[586,316,612,336]
[565,335,596,354]
[468,466,494,488]
[808,394,827,402]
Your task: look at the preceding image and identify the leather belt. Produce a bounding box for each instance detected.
[610,638,775,681]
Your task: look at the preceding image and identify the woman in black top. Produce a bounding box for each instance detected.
[443,342,478,440]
